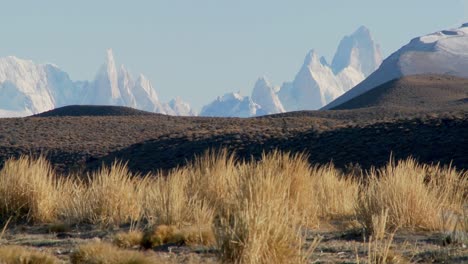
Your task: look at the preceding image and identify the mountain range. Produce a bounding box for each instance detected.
[201,26,383,117]
[0,49,195,117]
[1,24,468,117]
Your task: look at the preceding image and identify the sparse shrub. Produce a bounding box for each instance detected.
[0,245,60,264]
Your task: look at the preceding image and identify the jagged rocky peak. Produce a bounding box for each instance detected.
[331,26,383,76]
[201,91,262,117]
[251,76,285,114]
[104,48,120,99]
[303,50,324,67]
[169,97,196,116]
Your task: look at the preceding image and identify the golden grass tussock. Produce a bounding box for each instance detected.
[113,230,144,248]
[78,162,147,226]
[187,149,240,214]
[142,169,210,227]
[0,156,64,223]
[141,224,184,248]
[140,224,215,249]
[310,163,359,221]
[70,241,159,264]
[356,158,468,234]
[0,245,60,264]
[212,151,318,263]
[180,225,216,246]
[73,241,218,264]
[1,151,467,263]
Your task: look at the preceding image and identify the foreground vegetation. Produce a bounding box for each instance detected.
[0,151,466,263]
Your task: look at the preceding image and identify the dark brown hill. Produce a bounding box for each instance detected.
[331,74,468,110]
[34,105,159,117]
[0,107,466,174]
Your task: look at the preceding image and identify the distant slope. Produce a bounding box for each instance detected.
[34,105,159,117]
[331,75,468,110]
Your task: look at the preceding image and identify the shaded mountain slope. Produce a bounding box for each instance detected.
[332,74,468,110]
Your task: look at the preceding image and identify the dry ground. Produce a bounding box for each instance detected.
[1,221,467,263]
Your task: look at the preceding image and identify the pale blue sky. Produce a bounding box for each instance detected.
[1,0,466,110]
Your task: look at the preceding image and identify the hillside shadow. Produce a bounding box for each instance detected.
[87,117,467,174]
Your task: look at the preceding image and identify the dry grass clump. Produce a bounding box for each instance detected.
[356,158,467,234]
[310,163,359,221]
[113,230,144,248]
[141,225,184,248]
[189,150,358,227]
[142,169,214,227]
[210,151,319,264]
[366,232,408,264]
[70,241,158,264]
[357,211,408,264]
[442,206,468,246]
[180,225,216,246]
[0,156,64,223]
[143,171,190,226]
[62,162,148,226]
[186,149,240,215]
[140,224,215,249]
[0,245,60,264]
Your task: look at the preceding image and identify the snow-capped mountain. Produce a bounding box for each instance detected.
[278,26,382,111]
[324,23,468,109]
[200,77,283,118]
[251,77,285,114]
[168,97,197,116]
[0,49,194,117]
[200,92,265,117]
[83,49,124,106]
[202,26,382,116]
[278,50,345,111]
[332,26,383,76]
[0,56,77,116]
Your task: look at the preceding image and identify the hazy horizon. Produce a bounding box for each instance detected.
[1,0,466,110]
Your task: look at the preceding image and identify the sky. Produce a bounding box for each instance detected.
[0,0,466,110]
